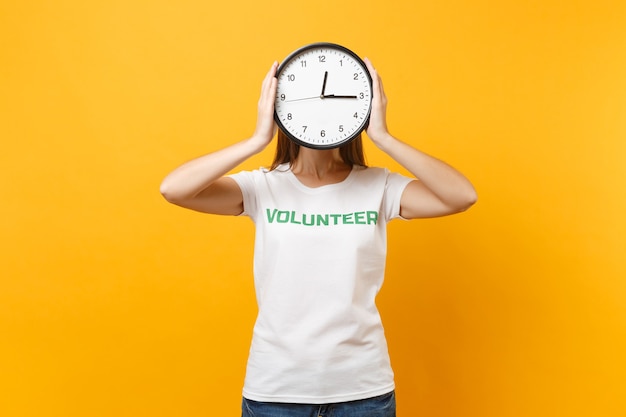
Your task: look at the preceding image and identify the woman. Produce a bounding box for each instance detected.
[160,58,477,417]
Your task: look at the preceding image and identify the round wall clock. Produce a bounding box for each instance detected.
[274,42,373,149]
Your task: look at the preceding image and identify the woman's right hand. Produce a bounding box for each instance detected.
[249,61,279,152]
[160,62,280,215]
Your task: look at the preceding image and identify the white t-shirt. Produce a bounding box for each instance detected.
[229,163,413,404]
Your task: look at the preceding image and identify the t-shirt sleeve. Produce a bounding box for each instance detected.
[227,169,259,220]
[382,169,414,221]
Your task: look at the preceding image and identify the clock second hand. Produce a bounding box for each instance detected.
[284,93,358,102]
[282,72,328,103]
[283,96,322,103]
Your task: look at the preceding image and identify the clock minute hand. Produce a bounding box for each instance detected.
[322,94,358,99]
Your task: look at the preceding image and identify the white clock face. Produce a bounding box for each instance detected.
[274,43,372,149]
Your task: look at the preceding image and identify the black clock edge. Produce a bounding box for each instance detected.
[273,42,373,150]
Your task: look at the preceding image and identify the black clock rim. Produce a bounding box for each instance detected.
[273,42,373,150]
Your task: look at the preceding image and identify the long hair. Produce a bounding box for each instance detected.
[270,129,367,170]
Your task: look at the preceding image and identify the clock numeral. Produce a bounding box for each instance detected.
[320,130,326,138]
[318,55,326,63]
[353,112,359,119]
[280,94,286,101]
[301,60,307,67]
[302,126,307,132]
[287,74,295,81]
[339,60,343,66]
[287,113,293,120]
[339,125,344,132]
[359,92,365,99]
[353,73,359,80]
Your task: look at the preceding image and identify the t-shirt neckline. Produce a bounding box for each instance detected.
[282,163,360,193]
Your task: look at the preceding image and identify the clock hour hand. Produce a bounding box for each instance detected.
[321,71,328,97]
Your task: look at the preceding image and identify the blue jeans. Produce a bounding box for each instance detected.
[241,391,396,417]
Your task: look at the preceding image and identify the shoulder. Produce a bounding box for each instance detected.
[230,165,277,180]
[352,165,402,182]
[239,163,290,176]
[353,165,386,177]
[354,166,414,195]
[228,164,292,189]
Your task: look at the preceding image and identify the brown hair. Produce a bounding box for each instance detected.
[270,129,367,170]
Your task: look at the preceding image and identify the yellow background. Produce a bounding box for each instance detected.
[1,1,625,416]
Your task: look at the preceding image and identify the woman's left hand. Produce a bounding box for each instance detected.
[362,58,477,219]
[364,58,391,147]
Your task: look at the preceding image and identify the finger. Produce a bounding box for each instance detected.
[259,62,279,105]
[364,57,384,100]
[261,85,278,123]
[364,57,377,88]
[268,60,278,81]
[364,57,375,74]
[266,74,278,105]
[364,58,380,84]
[261,61,279,93]
[377,74,386,102]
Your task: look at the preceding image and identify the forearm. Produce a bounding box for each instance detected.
[375,132,477,209]
[161,61,278,205]
[159,136,264,202]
